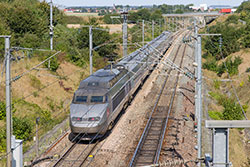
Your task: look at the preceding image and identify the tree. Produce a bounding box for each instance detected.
[174,9,184,14]
[150,9,163,20]
[222,99,244,120]
[13,117,32,140]
[77,27,116,57]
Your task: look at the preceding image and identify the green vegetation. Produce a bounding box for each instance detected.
[157,4,194,14]
[208,110,223,120]
[13,117,32,140]
[213,80,221,90]
[203,54,242,76]
[0,98,68,153]
[103,8,164,24]
[0,101,6,120]
[0,0,64,56]
[0,0,117,69]
[202,1,250,76]
[103,14,121,24]
[209,91,247,120]
[29,75,43,90]
[44,55,60,72]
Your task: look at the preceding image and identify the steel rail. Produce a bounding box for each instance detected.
[48,31,172,167]
[129,31,187,167]
[154,43,187,164]
[53,142,77,167]
[77,141,99,167]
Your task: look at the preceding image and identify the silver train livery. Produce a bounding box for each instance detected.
[70,31,173,139]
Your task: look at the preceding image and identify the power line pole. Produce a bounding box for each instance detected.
[121,9,128,57]
[89,26,93,75]
[172,17,174,32]
[175,17,177,32]
[142,20,145,46]
[159,19,162,33]
[164,18,166,31]
[50,0,53,50]
[152,20,154,39]
[36,117,40,159]
[194,19,198,122]
[1,35,12,167]
[197,34,202,167]
[196,32,222,167]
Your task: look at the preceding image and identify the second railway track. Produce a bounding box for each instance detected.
[43,30,187,167]
[129,31,189,167]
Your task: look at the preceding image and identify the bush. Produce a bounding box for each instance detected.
[29,75,43,89]
[0,101,6,120]
[213,80,221,90]
[222,98,244,120]
[208,92,245,120]
[44,56,60,72]
[40,110,52,126]
[226,15,240,24]
[203,59,218,72]
[13,116,32,140]
[0,129,6,153]
[208,91,222,101]
[217,57,242,76]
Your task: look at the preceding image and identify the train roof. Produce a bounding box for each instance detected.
[79,69,120,89]
[77,31,171,90]
[117,31,171,71]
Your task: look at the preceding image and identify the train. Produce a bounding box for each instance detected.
[69,31,173,140]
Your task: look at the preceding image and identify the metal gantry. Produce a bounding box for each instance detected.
[205,120,250,167]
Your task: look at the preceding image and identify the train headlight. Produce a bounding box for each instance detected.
[88,117,101,121]
[72,117,82,122]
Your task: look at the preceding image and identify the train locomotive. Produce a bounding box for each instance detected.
[70,31,173,140]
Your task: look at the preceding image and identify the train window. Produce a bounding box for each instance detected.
[91,96,104,103]
[75,96,87,103]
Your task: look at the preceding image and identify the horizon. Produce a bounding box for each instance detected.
[45,0,244,8]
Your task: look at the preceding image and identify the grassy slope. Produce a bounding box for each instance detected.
[204,43,250,167]
[0,54,90,158]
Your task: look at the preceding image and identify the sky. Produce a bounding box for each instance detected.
[46,0,245,7]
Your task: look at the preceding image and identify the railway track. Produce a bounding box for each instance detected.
[39,30,186,167]
[52,139,99,167]
[129,31,189,167]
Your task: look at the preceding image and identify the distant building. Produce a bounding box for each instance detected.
[189,4,208,11]
[200,4,208,11]
[231,9,237,13]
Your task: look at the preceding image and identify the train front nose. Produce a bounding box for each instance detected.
[70,103,108,135]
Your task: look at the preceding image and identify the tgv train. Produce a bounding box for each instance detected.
[70,31,173,139]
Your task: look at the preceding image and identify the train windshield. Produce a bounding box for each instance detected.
[75,96,87,103]
[91,96,104,103]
